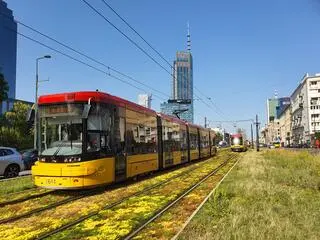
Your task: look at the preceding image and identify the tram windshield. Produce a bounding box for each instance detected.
[40,117,83,156]
[39,104,84,156]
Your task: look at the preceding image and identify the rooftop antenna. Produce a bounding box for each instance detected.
[187,21,191,52]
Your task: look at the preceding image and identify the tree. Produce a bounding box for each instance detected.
[0,102,33,150]
[214,132,223,145]
[0,72,9,102]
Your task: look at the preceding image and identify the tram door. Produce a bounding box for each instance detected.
[115,116,126,182]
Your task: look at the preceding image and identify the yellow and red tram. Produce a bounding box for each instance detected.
[32,91,216,189]
[231,133,247,152]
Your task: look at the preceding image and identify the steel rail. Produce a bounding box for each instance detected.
[0,174,31,182]
[0,189,56,208]
[0,188,106,225]
[123,154,238,240]
[35,154,230,240]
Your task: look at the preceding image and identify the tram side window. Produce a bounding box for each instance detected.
[163,124,181,152]
[87,104,113,154]
[126,122,157,155]
[201,134,209,148]
[87,132,101,152]
[180,130,187,151]
[190,133,198,150]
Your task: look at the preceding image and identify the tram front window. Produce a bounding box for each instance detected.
[40,117,83,157]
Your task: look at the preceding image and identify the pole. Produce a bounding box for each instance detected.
[223,128,225,141]
[251,123,254,149]
[256,114,259,151]
[205,117,207,128]
[34,60,39,150]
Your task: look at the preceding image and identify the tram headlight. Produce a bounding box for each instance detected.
[64,157,81,163]
[39,157,46,162]
[233,138,240,145]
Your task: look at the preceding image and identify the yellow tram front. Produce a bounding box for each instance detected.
[231,134,247,152]
[32,92,121,189]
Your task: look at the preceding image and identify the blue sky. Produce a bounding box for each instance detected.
[5,0,320,134]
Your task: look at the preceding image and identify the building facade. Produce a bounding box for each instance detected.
[160,99,193,123]
[172,51,193,101]
[265,96,290,144]
[0,0,17,114]
[291,73,320,145]
[138,94,152,108]
[161,51,194,123]
[279,104,291,147]
[265,120,280,144]
[267,98,278,123]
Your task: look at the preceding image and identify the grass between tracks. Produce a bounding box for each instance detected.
[179,149,320,240]
[0,176,34,196]
[0,190,70,221]
[47,152,235,240]
[133,155,240,240]
[0,151,231,240]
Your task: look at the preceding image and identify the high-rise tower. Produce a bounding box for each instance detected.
[0,0,17,114]
[161,23,194,123]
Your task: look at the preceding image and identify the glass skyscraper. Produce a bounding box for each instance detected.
[161,51,194,123]
[172,51,193,101]
[0,0,17,114]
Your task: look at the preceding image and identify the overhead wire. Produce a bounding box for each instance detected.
[88,0,230,123]
[5,26,166,101]
[0,11,170,101]
[100,0,172,68]
[80,0,173,76]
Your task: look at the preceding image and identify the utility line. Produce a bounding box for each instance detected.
[88,0,228,120]
[194,86,232,120]
[100,0,172,68]
[6,27,166,101]
[80,0,172,76]
[0,11,170,99]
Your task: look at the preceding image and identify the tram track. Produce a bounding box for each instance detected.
[34,155,225,240]
[0,156,215,228]
[0,174,31,182]
[0,189,55,208]
[123,154,237,240]
[35,153,237,240]
[0,151,234,240]
[0,188,101,224]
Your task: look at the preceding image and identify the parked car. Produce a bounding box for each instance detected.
[0,147,24,178]
[22,149,38,170]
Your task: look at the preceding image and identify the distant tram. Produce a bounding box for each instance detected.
[32,91,216,189]
[231,133,247,152]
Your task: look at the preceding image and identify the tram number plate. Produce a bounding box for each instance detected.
[45,178,56,185]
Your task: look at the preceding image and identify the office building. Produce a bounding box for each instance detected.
[0,0,17,114]
[161,24,194,123]
[138,94,152,108]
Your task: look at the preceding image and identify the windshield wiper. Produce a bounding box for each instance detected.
[52,141,66,157]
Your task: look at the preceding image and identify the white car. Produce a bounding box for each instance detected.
[0,147,24,178]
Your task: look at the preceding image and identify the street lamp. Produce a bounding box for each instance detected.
[34,55,51,150]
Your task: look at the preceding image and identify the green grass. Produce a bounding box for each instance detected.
[178,150,320,240]
[0,176,34,196]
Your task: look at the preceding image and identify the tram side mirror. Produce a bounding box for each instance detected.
[26,109,35,122]
[82,104,91,119]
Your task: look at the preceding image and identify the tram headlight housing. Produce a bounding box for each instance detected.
[64,157,81,163]
[233,138,240,145]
